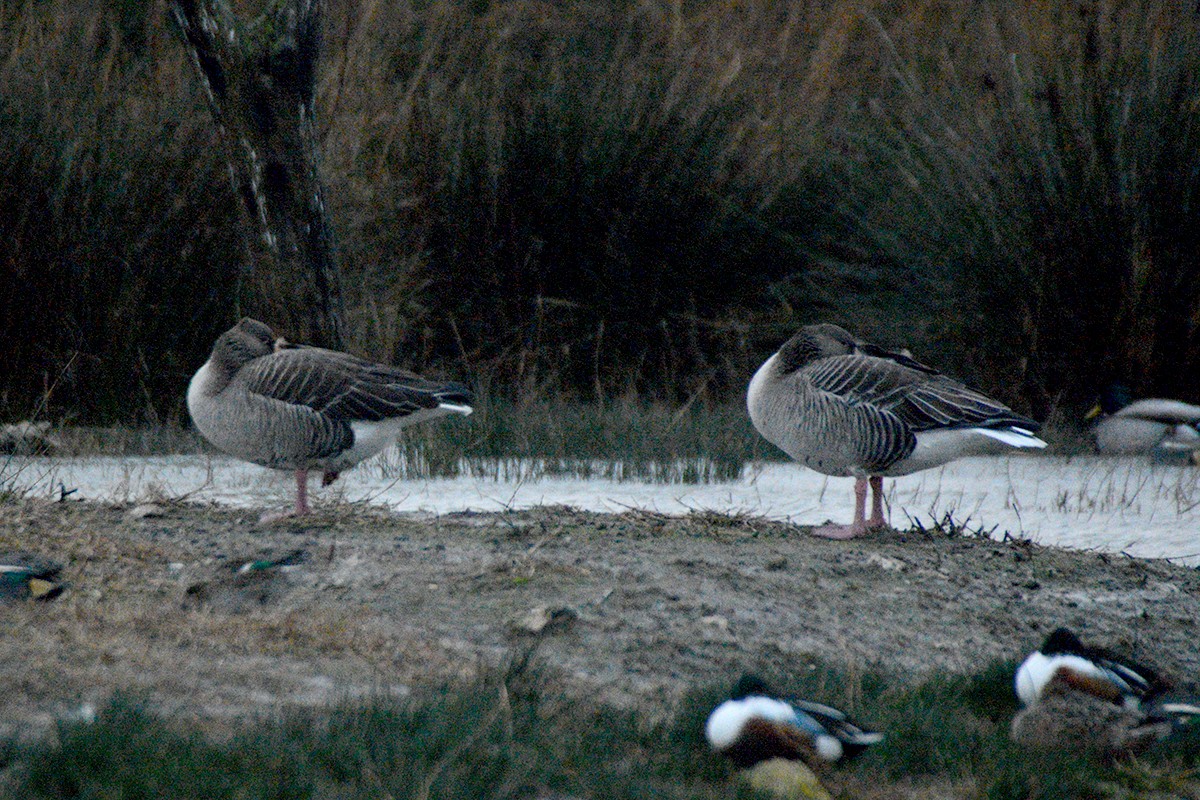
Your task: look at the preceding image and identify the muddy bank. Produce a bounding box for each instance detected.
[1,499,1197,739]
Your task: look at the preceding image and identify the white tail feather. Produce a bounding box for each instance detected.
[975,428,1047,449]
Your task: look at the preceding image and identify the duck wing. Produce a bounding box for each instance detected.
[788,699,884,754]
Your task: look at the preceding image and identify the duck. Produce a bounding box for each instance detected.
[705,675,883,769]
[183,549,308,612]
[0,556,64,601]
[747,324,1046,539]
[1009,669,1192,760]
[1086,383,1200,455]
[1014,627,1168,710]
[187,318,473,521]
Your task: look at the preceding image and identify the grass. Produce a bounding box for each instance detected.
[10,397,767,484]
[375,394,763,482]
[3,1,1200,425]
[2,660,1196,800]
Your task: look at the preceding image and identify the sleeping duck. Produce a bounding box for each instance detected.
[705,675,883,769]
[1087,384,1200,456]
[1012,627,1200,759]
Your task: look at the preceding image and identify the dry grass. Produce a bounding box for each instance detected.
[2,0,1198,424]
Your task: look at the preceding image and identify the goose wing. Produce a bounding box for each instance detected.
[796,355,916,470]
[804,354,1036,434]
[239,346,467,422]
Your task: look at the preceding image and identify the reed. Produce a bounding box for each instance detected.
[375,394,761,482]
[2,1,1198,426]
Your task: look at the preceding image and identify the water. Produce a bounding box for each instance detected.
[6,453,1200,565]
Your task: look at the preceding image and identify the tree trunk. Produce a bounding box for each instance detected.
[172,0,346,348]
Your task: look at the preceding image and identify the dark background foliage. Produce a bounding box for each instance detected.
[2,0,1198,424]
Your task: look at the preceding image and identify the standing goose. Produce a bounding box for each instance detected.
[187,318,473,521]
[1086,383,1200,455]
[747,324,1046,539]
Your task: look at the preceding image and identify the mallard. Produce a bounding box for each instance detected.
[1087,384,1200,455]
[747,324,1046,539]
[705,675,883,769]
[183,549,308,612]
[187,318,473,521]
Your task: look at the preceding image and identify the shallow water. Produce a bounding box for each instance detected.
[7,453,1200,564]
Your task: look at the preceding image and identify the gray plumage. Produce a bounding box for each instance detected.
[187,318,472,518]
[747,324,1045,538]
[1088,384,1200,455]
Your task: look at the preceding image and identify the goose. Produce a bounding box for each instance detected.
[1086,384,1200,455]
[187,318,473,521]
[747,324,1046,539]
[705,675,883,769]
[1015,627,1170,710]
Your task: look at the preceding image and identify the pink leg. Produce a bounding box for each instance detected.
[867,475,886,529]
[294,469,311,515]
[812,478,869,539]
[258,469,311,524]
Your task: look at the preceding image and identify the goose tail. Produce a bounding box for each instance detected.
[975,427,1048,449]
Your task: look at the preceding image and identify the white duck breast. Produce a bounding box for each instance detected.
[1014,628,1164,709]
[1015,651,1120,707]
[187,318,473,519]
[705,696,844,762]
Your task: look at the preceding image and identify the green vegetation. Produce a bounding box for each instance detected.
[2,1,1199,426]
[2,661,1197,799]
[21,397,766,483]
[378,395,761,481]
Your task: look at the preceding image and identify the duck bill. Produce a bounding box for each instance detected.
[1084,402,1102,421]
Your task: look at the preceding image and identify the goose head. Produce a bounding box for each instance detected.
[211,318,276,372]
[774,324,858,374]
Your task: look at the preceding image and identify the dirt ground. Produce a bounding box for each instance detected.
[2,497,1199,744]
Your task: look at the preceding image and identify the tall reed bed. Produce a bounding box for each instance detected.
[24,397,764,484]
[2,1,1198,425]
[0,1,241,424]
[811,3,1200,416]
